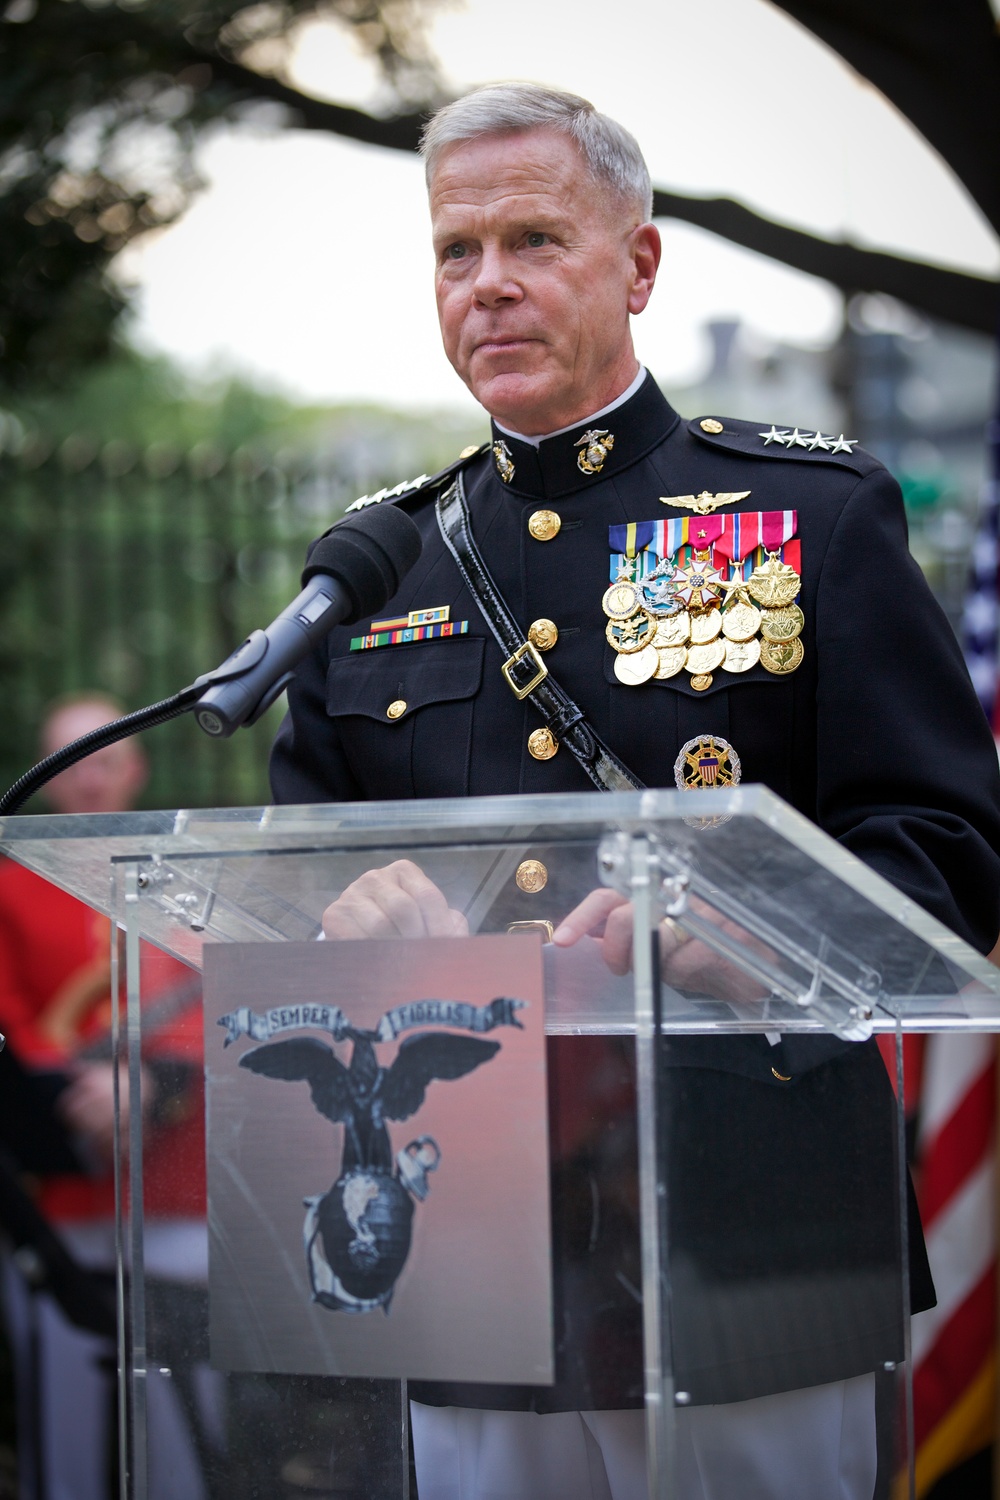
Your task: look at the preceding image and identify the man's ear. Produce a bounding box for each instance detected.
[627,223,661,316]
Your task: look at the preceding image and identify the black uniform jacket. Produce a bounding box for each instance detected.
[271,374,1000,1408]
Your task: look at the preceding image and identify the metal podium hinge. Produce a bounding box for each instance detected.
[136,857,173,891]
[134,857,215,930]
[598,830,692,914]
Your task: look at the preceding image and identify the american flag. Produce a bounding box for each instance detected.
[908,1034,996,1495]
[906,397,1000,1494]
[962,414,1000,723]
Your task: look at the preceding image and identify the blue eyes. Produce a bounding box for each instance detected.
[445,244,467,260]
[526,232,547,247]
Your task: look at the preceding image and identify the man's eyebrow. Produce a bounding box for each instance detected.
[433,210,571,244]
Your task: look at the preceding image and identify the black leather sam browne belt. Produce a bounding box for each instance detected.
[436,476,645,793]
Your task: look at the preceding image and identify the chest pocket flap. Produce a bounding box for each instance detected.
[325,636,485,721]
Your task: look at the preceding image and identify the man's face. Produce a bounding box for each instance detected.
[42,703,147,815]
[430,128,660,435]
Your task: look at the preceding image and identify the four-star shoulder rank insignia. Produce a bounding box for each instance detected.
[346,473,431,512]
[758,426,856,453]
[343,442,489,514]
[660,490,751,515]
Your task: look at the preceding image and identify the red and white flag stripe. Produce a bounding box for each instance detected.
[910,1033,996,1496]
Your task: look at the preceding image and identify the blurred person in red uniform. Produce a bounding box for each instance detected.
[0,695,214,1500]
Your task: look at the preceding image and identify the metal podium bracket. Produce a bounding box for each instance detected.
[598,831,885,1041]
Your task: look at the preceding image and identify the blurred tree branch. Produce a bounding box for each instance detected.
[1,0,996,394]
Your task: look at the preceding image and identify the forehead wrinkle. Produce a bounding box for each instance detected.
[433,192,574,242]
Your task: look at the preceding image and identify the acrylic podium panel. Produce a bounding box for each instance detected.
[3,784,1000,1500]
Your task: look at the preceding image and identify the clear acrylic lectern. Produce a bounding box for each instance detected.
[3,784,998,1500]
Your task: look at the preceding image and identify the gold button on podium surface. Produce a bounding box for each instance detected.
[527,727,558,760]
[386,699,407,720]
[528,619,558,651]
[515,859,548,893]
[528,510,561,542]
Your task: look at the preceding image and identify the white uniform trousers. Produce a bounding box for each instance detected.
[411,1372,877,1500]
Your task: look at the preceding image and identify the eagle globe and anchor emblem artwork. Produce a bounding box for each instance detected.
[219,994,526,1315]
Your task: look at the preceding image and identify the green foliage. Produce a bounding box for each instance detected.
[0,0,446,392]
[0,350,484,810]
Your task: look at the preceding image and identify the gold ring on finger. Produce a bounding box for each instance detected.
[663,917,692,946]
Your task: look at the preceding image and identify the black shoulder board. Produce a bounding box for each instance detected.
[689,415,884,478]
[343,442,490,515]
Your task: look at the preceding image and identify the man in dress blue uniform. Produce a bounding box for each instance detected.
[271,84,1000,1500]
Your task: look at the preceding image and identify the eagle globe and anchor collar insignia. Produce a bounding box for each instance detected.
[575,428,614,474]
[493,438,516,484]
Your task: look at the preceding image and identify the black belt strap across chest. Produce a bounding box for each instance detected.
[435,477,645,793]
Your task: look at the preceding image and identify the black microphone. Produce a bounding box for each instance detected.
[192,504,422,739]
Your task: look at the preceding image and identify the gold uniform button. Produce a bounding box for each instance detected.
[528,618,558,652]
[459,444,480,459]
[386,699,407,720]
[515,859,548,893]
[700,418,724,434]
[689,673,713,691]
[527,727,558,760]
[771,1067,792,1082]
[528,509,561,542]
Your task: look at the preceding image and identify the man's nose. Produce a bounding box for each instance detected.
[472,247,522,308]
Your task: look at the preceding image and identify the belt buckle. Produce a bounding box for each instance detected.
[507,920,555,943]
[502,640,548,700]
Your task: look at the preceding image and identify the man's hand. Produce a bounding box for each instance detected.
[321,860,469,941]
[553,890,769,1002]
[56,1061,155,1165]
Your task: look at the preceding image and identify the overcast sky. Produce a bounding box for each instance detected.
[119,0,1000,414]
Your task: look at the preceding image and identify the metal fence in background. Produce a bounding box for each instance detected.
[0,440,363,811]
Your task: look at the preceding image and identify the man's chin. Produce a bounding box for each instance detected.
[469,370,561,434]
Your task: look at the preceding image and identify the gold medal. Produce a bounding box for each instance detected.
[603,580,641,619]
[747,553,801,609]
[722,637,761,674]
[614,644,658,685]
[721,601,761,642]
[689,608,722,644]
[760,604,805,643]
[760,637,805,675]
[654,611,690,648]
[606,612,655,653]
[686,639,726,675]
[655,645,687,679]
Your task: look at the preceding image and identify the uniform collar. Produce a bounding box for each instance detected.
[487,372,680,500]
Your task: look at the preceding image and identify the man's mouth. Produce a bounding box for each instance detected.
[473,337,539,356]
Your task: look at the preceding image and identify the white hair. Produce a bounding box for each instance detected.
[420,83,653,222]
